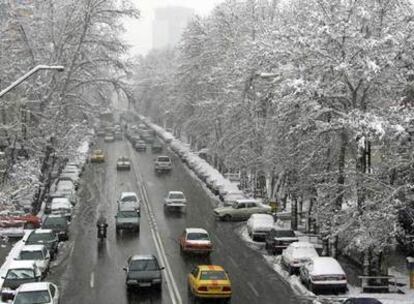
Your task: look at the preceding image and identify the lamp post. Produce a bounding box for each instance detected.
[0,65,64,98]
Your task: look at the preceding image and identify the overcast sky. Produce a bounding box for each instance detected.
[123,0,225,56]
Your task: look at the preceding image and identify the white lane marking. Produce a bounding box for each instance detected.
[90,271,95,288]
[214,236,223,247]
[247,281,259,297]
[228,256,238,268]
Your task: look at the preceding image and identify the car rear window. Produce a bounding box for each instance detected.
[130,259,159,271]
[274,230,296,237]
[187,232,209,241]
[6,269,35,279]
[20,250,43,260]
[158,157,170,162]
[43,217,67,228]
[27,232,55,243]
[200,270,227,280]
[13,290,51,304]
[170,193,184,199]
[121,195,137,202]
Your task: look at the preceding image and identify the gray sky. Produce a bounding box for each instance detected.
[123,0,225,56]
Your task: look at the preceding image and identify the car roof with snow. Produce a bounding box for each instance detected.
[17,282,51,292]
[308,257,345,275]
[186,228,208,234]
[120,192,138,199]
[130,254,156,261]
[288,241,315,249]
[51,197,71,205]
[20,244,46,252]
[29,229,53,235]
[235,199,261,204]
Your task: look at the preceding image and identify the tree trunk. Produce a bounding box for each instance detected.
[336,131,346,209]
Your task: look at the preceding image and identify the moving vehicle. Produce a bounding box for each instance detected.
[16,245,51,278]
[282,242,319,274]
[123,255,164,290]
[300,257,347,293]
[12,282,59,304]
[115,209,140,233]
[154,155,172,173]
[179,228,213,255]
[90,149,105,163]
[1,261,42,302]
[246,213,275,241]
[151,141,163,153]
[188,265,231,302]
[118,192,140,212]
[134,140,146,151]
[41,215,69,241]
[104,134,115,142]
[164,191,187,212]
[116,156,131,170]
[214,199,272,221]
[265,229,298,255]
[50,198,72,221]
[24,229,59,259]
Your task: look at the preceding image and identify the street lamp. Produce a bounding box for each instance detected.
[0,65,65,98]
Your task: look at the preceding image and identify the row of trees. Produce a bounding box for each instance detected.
[0,0,138,208]
[132,0,414,268]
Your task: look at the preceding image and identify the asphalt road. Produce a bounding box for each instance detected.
[46,136,303,304]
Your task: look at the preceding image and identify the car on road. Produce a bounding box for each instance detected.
[115,209,140,233]
[214,199,271,221]
[50,197,72,221]
[41,215,69,241]
[96,129,105,136]
[1,260,42,302]
[116,156,131,170]
[104,133,115,142]
[123,255,164,290]
[343,298,383,304]
[282,242,319,274]
[164,191,187,212]
[154,155,172,173]
[118,192,140,212]
[299,257,347,293]
[134,140,146,151]
[90,149,105,163]
[179,228,213,255]
[151,141,163,153]
[0,210,40,229]
[16,245,51,278]
[246,213,275,241]
[265,229,298,255]
[12,282,59,304]
[188,265,232,302]
[23,229,59,259]
[114,131,123,140]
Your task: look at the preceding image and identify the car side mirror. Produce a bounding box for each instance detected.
[160,267,165,271]
[123,267,127,271]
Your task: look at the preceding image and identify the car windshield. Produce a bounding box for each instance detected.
[200,270,227,280]
[187,232,209,241]
[43,217,67,228]
[118,211,137,218]
[6,269,35,279]
[169,193,184,199]
[121,195,137,202]
[94,150,103,154]
[13,291,51,304]
[130,259,159,271]
[158,157,170,162]
[275,230,296,237]
[20,251,43,260]
[27,232,55,243]
[119,157,128,161]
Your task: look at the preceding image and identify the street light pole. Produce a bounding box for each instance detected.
[0,65,64,98]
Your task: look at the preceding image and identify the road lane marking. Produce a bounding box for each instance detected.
[248,281,259,297]
[228,256,238,268]
[90,271,95,288]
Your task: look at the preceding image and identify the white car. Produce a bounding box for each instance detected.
[12,282,59,304]
[118,192,140,212]
[300,257,347,293]
[246,213,275,241]
[17,245,51,278]
[50,198,72,221]
[154,155,172,172]
[164,191,187,212]
[214,199,271,221]
[282,242,319,274]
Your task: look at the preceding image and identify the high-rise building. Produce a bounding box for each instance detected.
[152,6,195,49]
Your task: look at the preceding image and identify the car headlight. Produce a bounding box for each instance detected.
[152,278,161,283]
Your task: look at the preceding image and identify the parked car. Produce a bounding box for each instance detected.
[164,191,187,212]
[300,257,347,293]
[221,191,245,206]
[57,173,79,190]
[1,261,42,302]
[115,209,140,233]
[0,210,40,229]
[42,215,69,241]
[16,245,51,278]
[282,242,319,274]
[151,141,163,153]
[12,282,59,304]
[265,229,298,255]
[118,192,140,212]
[114,131,123,140]
[188,265,231,302]
[24,229,59,259]
[134,140,147,151]
[123,255,164,290]
[116,156,131,170]
[90,149,105,162]
[214,199,271,221]
[179,228,213,255]
[104,133,115,142]
[50,198,72,221]
[154,155,172,173]
[343,298,383,304]
[246,214,275,241]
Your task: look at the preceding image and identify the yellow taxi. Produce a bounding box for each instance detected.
[90,149,105,163]
[188,265,231,302]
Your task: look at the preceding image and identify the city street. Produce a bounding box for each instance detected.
[47,137,303,304]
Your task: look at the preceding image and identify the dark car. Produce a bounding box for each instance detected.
[151,141,163,153]
[135,140,146,151]
[42,215,69,241]
[265,229,298,255]
[123,255,164,290]
[343,298,383,304]
[24,229,59,259]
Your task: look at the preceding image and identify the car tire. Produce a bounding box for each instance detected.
[223,214,232,221]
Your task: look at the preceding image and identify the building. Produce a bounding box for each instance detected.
[152,6,195,49]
